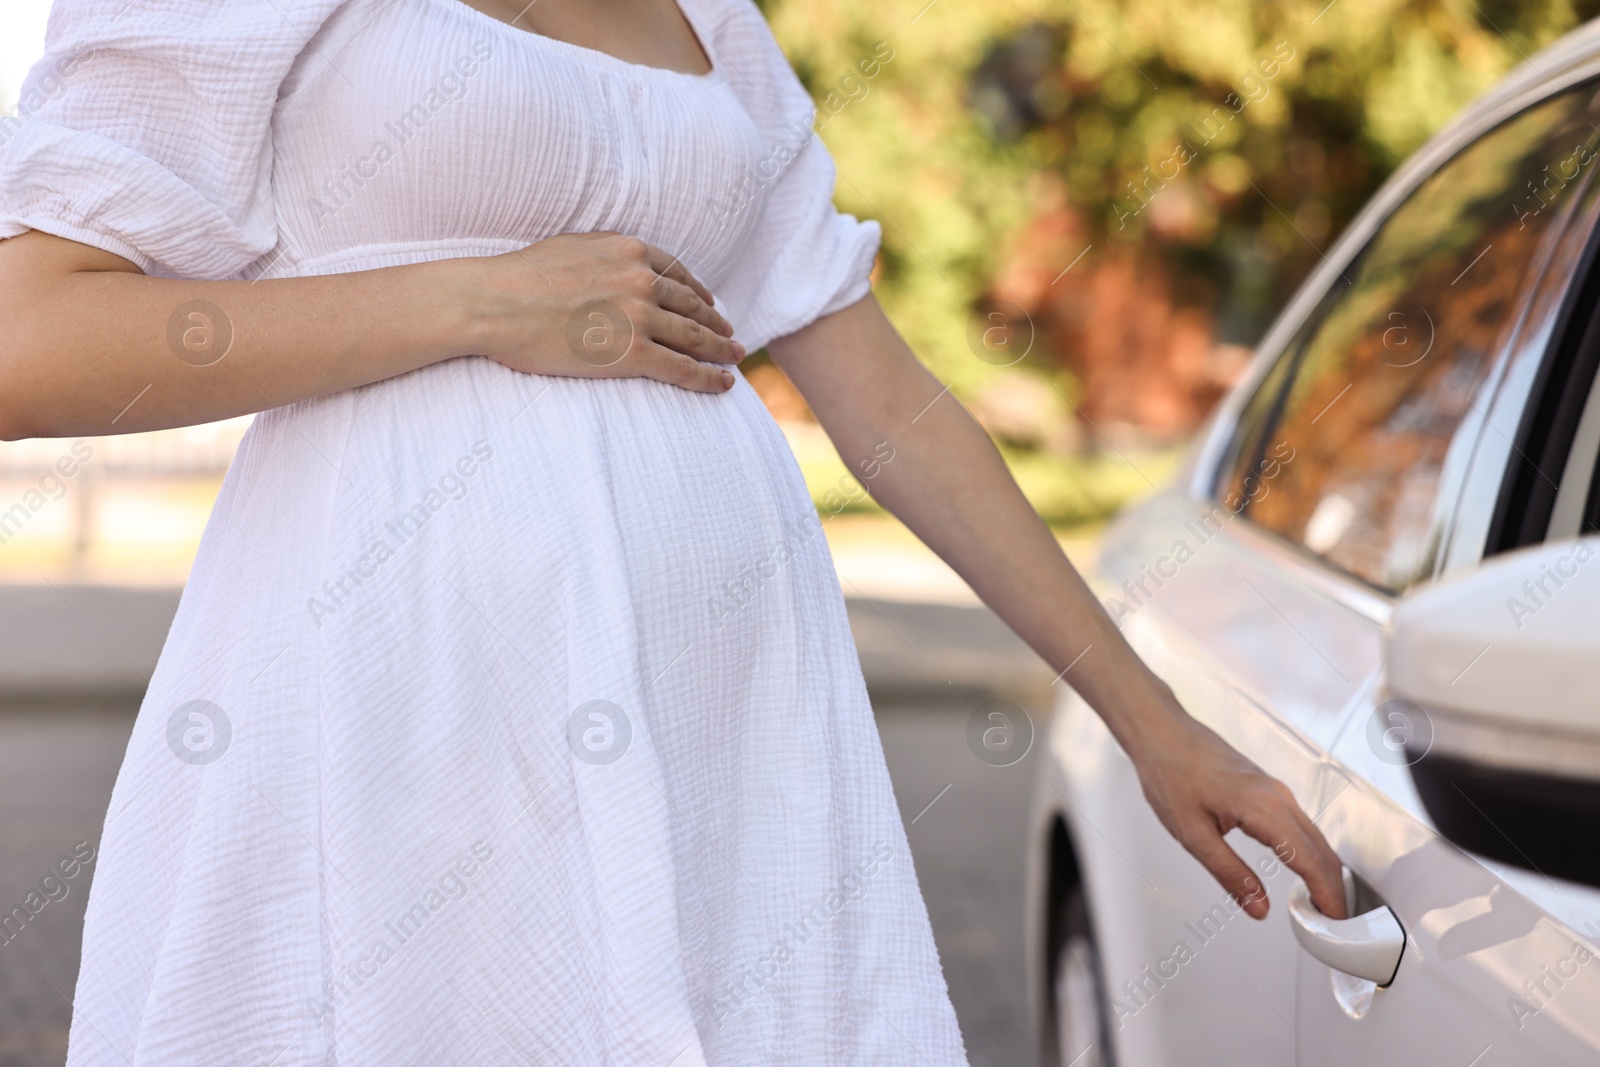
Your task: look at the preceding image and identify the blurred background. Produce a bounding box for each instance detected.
[4,0,1600,1064]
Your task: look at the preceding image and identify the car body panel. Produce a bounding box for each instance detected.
[1297,764,1600,1063]
[1043,687,1305,1065]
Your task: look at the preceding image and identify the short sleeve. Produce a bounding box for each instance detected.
[700,0,882,354]
[0,0,348,279]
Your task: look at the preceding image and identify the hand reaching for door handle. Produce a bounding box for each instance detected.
[1129,696,1349,921]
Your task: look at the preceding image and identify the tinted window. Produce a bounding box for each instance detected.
[1218,84,1600,591]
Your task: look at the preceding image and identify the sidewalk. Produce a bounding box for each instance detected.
[828,514,1090,702]
[0,514,1092,706]
[0,584,179,704]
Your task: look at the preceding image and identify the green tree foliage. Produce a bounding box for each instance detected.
[764,0,1600,404]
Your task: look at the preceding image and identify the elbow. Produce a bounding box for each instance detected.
[0,232,129,442]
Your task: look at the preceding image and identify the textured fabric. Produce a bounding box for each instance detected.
[0,0,967,1064]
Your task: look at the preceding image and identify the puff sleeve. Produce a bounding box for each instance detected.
[0,0,347,279]
[702,0,882,354]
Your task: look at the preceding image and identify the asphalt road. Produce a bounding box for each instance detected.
[0,598,1052,1067]
[0,703,134,1067]
[877,695,1046,1067]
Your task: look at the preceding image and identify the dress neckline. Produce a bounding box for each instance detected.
[435,0,722,82]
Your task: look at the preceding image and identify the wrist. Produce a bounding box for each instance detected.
[1078,650,1189,767]
[417,254,501,360]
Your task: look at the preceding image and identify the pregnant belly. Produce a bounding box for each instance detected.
[229,356,831,646]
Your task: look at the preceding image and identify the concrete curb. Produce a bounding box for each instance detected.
[844,597,1054,705]
[0,584,178,706]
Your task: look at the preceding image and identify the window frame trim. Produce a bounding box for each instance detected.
[1443,134,1600,575]
[1482,201,1600,554]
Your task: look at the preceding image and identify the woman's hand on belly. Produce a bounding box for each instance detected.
[0,229,739,441]
[460,232,744,393]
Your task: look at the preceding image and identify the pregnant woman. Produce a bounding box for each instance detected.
[0,0,1346,1062]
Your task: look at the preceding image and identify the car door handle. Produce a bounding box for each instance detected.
[1288,870,1405,986]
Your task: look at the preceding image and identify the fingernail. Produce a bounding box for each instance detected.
[732,342,745,360]
[721,369,734,390]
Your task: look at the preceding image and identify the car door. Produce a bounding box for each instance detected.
[1053,497,1380,1067]
[1288,79,1600,1065]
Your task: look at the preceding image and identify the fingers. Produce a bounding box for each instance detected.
[1285,794,1348,919]
[631,339,735,393]
[1183,823,1275,920]
[1234,781,1348,921]
[513,232,740,391]
[654,277,737,344]
[1132,705,1348,924]
[641,242,716,307]
[604,235,741,362]
[645,305,744,365]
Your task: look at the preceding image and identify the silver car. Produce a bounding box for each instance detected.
[1027,18,1600,1067]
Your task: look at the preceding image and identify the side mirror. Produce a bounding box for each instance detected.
[1386,536,1600,888]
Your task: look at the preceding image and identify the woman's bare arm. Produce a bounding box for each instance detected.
[770,293,1349,922]
[0,229,745,441]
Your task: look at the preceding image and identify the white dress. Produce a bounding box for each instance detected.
[0,0,969,1063]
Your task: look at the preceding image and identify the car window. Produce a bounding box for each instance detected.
[1216,82,1600,591]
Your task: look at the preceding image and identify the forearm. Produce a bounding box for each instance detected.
[776,295,1351,919]
[771,296,1178,758]
[0,231,475,439]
